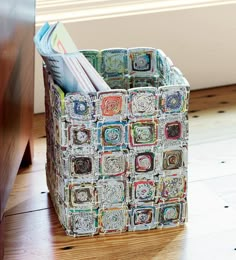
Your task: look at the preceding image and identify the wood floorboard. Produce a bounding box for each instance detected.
[4,85,236,260]
[4,181,236,260]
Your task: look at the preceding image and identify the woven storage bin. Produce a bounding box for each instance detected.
[43,48,190,237]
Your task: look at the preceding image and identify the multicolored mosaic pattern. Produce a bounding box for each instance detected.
[44,48,189,237]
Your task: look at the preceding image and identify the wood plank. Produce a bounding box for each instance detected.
[4,181,236,260]
[0,0,35,218]
[4,208,185,260]
[203,174,236,209]
[189,108,236,145]
[0,1,35,259]
[189,85,236,145]
[189,84,236,110]
[4,170,51,216]
[189,138,236,182]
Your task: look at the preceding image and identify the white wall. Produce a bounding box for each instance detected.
[34,3,236,113]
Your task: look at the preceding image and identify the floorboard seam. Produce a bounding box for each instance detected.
[5,207,53,217]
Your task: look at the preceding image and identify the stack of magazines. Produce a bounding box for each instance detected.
[34,22,110,93]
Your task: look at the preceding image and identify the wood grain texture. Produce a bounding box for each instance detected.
[0,1,35,259]
[4,182,236,260]
[4,172,51,216]
[0,0,35,217]
[4,209,186,260]
[4,85,236,260]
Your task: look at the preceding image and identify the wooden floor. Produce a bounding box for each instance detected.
[4,85,236,260]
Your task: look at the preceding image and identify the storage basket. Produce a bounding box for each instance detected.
[43,48,190,236]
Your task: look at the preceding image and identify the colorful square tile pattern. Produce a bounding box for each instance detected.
[44,47,189,237]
